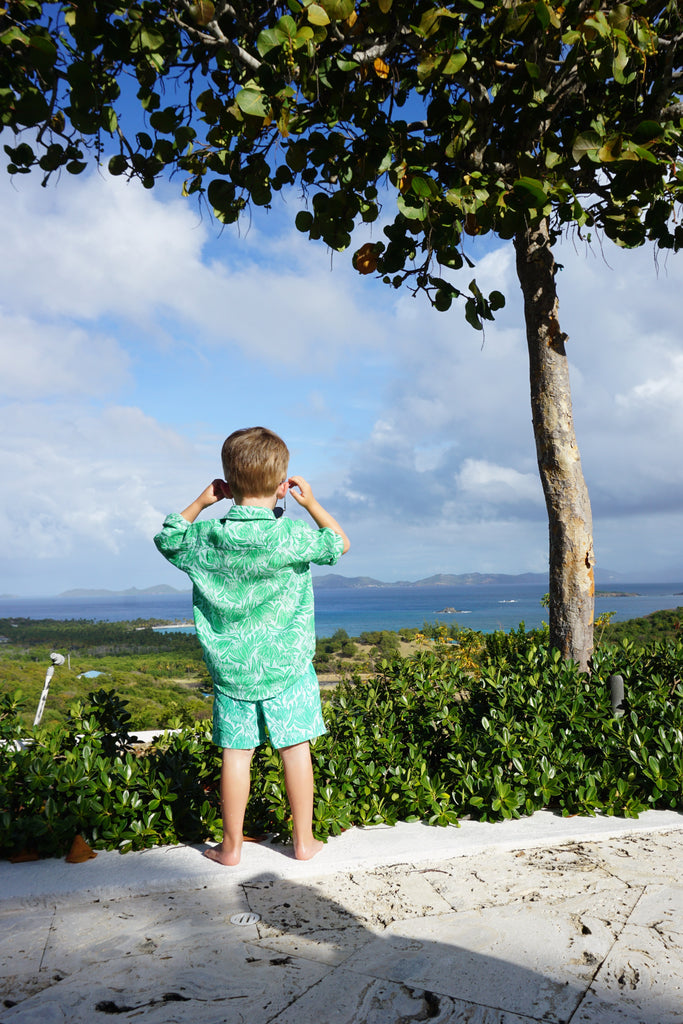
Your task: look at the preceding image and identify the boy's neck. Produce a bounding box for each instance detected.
[237,494,277,510]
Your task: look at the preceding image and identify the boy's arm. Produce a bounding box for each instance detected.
[180,480,227,523]
[154,480,227,567]
[287,476,350,554]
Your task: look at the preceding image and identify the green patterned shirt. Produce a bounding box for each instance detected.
[154,506,343,700]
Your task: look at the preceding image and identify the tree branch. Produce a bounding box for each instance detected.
[172,0,262,72]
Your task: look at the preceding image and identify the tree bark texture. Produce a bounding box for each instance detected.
[514,220,594,670]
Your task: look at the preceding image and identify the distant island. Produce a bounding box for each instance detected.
[310,571,553,590]
[53,571,632,597]
[595,590,639,598]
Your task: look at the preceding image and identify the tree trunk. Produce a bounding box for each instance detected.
[513,220,594,670]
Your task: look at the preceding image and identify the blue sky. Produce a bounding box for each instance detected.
[1,164,683,595]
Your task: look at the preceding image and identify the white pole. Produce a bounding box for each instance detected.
[33,653,65,727]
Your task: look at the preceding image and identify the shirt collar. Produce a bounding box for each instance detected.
[225,505,276,521]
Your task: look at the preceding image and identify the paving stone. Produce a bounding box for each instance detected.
[2,826,682,1024]
[270,967,541,1024]
[0,908,54,981]
[0,941,331,1024]
[419,843,626,913]
[39,887,254,973]
[586,831,683,888]
[246,868,452,965]
[626,884,683,943]
[573,920,683,1024]
[342,890,638,1022]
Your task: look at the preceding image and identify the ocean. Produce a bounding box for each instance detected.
[1,582,682,637]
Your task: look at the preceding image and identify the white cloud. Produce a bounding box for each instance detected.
[1,171,389,372]
[456,459,543,505]
[1,163,683,590]
[616,352,683,412]
[0,401,209,565]
[321,232,683,577]
[0,308,130,399]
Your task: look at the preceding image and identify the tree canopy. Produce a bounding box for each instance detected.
[3,0,683,666]
[4,2,682,311]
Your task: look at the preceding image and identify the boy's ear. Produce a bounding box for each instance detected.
[276,480,288,500]
[220,480,233,500]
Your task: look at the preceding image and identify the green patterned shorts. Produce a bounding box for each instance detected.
[212,662,326,750]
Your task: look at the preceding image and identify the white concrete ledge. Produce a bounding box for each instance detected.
[2,809,681,910]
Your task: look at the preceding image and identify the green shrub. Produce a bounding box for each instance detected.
[1,632,681,859]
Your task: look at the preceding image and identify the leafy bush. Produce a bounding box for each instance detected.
[1,631,681,860]
[0,689,221,858]
[603,606,683,645]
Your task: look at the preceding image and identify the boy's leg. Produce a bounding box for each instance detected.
[279,741,323,861]
[205,747,254,866]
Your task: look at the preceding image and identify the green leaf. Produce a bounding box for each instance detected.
[207,178,235,211]
[257,27,286,56]
[444,51,467,75]
[149,107,179,133]
[397,194,428,220]
[513,176,547,204]
[411,175,439,198]
[108,154,128,176]
[609,4,631,32]
[235,86,269,118]
[132,26,167,53]
[416,7,457,38]
[625,143,659,164]
[295,209,314,232]
[598,136,623,162]
[584,12,609,38]
[295,26,315,44]
[465,297,483,330]
[633,120,663,144]
[0,26,29,47]
[318,0,354,21]
[534,2,550,30]
[307,4,330,25]
[613,42,635,85]
[572,131,601,163]
[101,107,118,133]
[286,141,308,172]
[28,34,58,65]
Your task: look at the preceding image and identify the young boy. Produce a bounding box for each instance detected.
[154,427,349,865]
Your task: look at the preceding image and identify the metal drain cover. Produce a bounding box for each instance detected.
[230,912,261,926]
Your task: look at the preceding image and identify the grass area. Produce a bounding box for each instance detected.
[1,606,681,730]
[0,618,212,730]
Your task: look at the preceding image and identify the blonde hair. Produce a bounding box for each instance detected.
[221,427,289,499]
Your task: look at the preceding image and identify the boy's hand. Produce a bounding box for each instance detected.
[287,475,350,554]
[181,479,227,523]
[198,479,227,508]
[287,475,315,509]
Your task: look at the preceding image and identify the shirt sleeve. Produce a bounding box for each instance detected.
[153,513,196,571]
[286,521,344,566]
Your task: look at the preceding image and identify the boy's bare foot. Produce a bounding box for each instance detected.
[204,843,242,866]
[293,837,324,861]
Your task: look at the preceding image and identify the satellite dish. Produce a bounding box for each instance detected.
[50,652,65,665]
